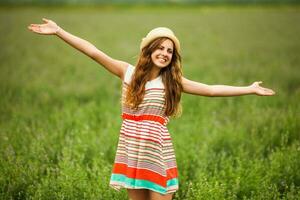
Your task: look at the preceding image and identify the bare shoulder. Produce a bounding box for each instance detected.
[117,61,130,80]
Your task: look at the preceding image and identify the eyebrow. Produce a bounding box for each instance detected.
[160,45,173,51]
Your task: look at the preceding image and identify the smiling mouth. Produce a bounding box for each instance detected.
[157,57,167,62]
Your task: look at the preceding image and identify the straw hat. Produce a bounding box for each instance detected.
[140,27,180,52]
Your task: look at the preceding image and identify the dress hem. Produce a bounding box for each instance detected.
[109,183,178,195]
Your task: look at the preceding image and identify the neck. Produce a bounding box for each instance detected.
[149,66,161,81]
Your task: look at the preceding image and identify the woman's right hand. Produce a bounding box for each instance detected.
[28,18,60,35]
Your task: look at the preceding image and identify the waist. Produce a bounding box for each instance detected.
[122,113,167,125]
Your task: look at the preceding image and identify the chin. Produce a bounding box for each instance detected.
[154,62,170,68]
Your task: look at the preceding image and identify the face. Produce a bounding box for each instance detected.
[150,39,174,68]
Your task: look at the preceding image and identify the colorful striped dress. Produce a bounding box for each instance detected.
[109,64,179,194]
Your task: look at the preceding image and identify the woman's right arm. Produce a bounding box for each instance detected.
[28,18,128,79]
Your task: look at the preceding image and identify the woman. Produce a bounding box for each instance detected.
[28,18,275,200]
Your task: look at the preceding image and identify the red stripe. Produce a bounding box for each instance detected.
[122,113,166,125]
[112,163,178,187]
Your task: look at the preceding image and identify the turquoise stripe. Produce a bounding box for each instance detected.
[167,178,178,187]
[110,174,178,194]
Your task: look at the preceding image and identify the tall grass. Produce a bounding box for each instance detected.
[0,5,299,199]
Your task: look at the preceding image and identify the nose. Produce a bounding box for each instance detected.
[161,49,168,56]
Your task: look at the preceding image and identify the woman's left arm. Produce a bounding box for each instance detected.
[182,77,276,97]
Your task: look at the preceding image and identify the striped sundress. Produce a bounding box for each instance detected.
[109,64,179,194]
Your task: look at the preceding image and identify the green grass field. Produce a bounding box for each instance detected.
[0,5,299,200]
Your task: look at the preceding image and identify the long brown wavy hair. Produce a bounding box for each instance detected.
[125,37,183,117]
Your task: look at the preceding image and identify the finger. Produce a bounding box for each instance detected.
[42,18,49,23]
[28,26,36,31]
[257,81,263,85]
[33,29,44,34]
[29,28,41,34]
[265,90,273,95]
[264,89,272,94]
[265,90,275,95]
[28,26,42,33]
[27,26,33,31]
[30,24,41,28]
[264,88,274,93]
[30,25,40,31]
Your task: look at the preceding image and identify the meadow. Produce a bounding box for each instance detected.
[0,5,299,200]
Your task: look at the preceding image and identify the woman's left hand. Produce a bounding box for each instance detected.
[249,81,276,96]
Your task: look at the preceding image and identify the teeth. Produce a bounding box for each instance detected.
[158,57,166,62]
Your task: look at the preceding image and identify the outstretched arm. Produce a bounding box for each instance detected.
[182,77,276,97]
[28,18,128,79]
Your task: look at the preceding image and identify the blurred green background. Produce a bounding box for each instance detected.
[0,1,300,200]
[1,0,299,5]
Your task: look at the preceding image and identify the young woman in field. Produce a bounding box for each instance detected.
[28,18,275,200]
